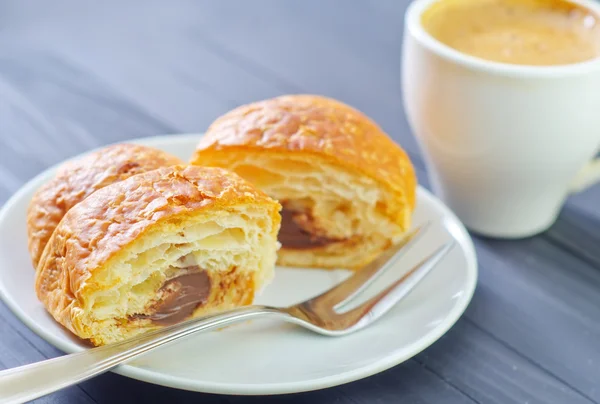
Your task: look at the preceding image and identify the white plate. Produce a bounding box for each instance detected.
[0,134,477,395]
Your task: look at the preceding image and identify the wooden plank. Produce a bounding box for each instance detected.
[322,360,477,404]
[467,236,600,402]
[561,171,600,221]
[77,360,477,404]
[164,0,423,154]
[0,0,417,152]
[0,302,66,363]
[405,168,600,402]
[407,162,600,401]
[0,54,176,193]
[0,2,293,132]
[0,184,12,206]
[414,319,593,404]
[545,206,600,269]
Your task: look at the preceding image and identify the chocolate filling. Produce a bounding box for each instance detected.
[134,268,211,325]
[278,208,340,249]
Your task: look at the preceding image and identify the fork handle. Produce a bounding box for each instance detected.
[0,306,278,404]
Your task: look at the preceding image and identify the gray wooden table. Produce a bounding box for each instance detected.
[1,1,599,403]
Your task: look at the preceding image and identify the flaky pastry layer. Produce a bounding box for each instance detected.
[190,94,417,269]
[27,143,183,269]
[35,165,281,345]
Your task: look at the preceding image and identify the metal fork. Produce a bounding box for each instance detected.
[0,222,454,404]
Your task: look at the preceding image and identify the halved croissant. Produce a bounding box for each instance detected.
[190,94,417,270]
[35,165,281,346]
[27,143,183,269]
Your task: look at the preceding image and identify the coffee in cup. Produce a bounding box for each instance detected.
[421,0,600,66]
[402,0,600,238]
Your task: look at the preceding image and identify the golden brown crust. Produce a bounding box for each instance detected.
[26,143,183,269]
[35,165,281,341]
[191,94,417,212]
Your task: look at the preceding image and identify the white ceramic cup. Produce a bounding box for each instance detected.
[401,0,600,238]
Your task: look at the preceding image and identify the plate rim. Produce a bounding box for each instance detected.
[0,133,478,395]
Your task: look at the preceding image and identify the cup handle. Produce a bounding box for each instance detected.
[569,158,600,193]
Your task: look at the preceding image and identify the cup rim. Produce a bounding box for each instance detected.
[405,0,600,78]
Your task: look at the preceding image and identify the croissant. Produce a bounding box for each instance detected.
[190,94,417,270]
[27,143,183,269]
[35,165,281,346]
